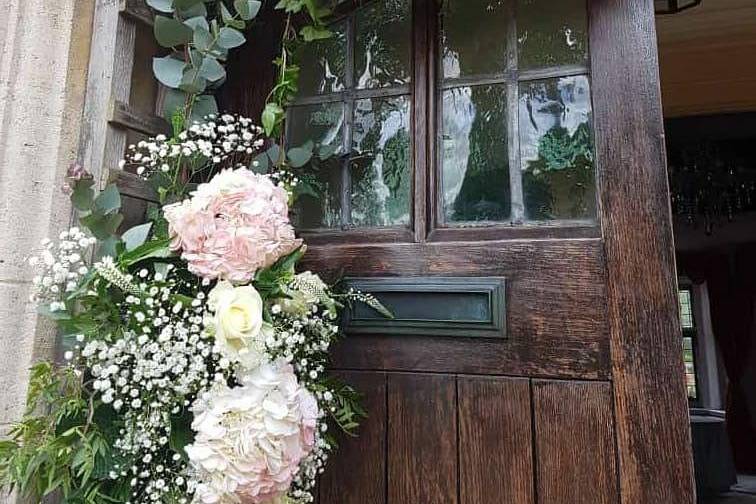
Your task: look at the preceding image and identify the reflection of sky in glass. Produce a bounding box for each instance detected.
[355,0,410,89]
[352,98,411,225]
[442,88,474,211]
[519,75,591,168]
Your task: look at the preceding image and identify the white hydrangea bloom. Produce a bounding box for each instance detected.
[186,360,319,504]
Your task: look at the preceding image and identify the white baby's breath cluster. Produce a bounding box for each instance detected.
[79,263,229,504]
[28,227,96,308]
[121,114,265,179]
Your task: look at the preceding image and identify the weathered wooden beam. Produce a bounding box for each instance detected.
[119,0,153,26]
[111,169,160,203]
[109,100,170,137]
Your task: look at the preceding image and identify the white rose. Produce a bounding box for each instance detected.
[207,280,267,370]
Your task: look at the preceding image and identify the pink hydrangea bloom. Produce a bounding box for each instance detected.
[163,168,301,282]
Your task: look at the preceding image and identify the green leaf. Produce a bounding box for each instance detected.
[251,152,269,172]
[121,222,152,252]
[81,213,123,240]
[71,178,95,211]
[234,0,262,20]
[300,25,331,42]
[287,141,314,168]
[217,27,246,49]
[261,102,283,136]
[97,235,122,258]
[177,2,207,18]
[189,95,219,124]
[179,66,207,94]
[120,238,172,267]
[192,25,214,51]
[162,87,187,123]
[318,142,339,159]
[146,0,173,12]
[169,409,194,461]
[154,15,193,48]
[173,0,203,9]
[153,56,186,88]
[183,16,209,31]
[199,56,225,81]
[94,185,121,214]
[221,2,246,29]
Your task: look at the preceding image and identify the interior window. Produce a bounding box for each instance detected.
[678,287,699,401]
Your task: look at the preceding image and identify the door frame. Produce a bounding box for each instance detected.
[591,0,696,501]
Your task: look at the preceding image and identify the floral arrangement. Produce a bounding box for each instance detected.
[0,114,388,504]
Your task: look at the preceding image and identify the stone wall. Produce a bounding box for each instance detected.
[0,0,94,444]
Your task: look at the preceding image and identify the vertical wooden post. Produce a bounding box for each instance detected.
[590,0,696,502]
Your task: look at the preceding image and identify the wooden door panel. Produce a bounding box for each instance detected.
[459,376,535,504]
[388,373,458,504]
[533,380,618,504]
[319,372,386,504]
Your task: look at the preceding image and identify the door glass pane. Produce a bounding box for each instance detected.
[288,103,345,228]
[355,0,411,89]
[351,96,412,227]
[517,0,589,69]
[296,21,347,96]
[519,76,595,221]
[441,0,511,79]
[442,84,510,223]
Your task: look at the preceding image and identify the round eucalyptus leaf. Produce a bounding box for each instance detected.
[183,16,209,32]
[217,27,246,49]
[189,95,219,125]
[153,56,186,88]
[180,66,208,94]
[154,15,193,48]
[233,0,262,20]
[162,88,188,123]
[145,0,173,13]
[287,142,315,168]
[193,25,214,52]
[199,57,226,82]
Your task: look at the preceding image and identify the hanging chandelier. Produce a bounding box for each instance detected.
[655,0,703,14]
[668,142,756,234]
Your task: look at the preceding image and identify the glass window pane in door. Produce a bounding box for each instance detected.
[441,0,512,79]
[355,0,411,89]
[351,96,412,227]
[296,21,347,96]
[288,103,345,228]
[519,76,595,221]
[517,0,589,70]
[441,84,510,223]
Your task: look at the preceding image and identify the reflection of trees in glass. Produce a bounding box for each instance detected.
[440,0,509,78]
[520,76,595,220]
[517,0,588,69]
[351,98,411,226]
[355,0,410,88]
[523,123,594,219]
[294,23,347,96]
[449,86,510,221]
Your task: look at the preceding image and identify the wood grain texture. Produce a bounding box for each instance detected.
[458,376,534,504]
[314,239,609,379]
[112,170,159,202]
[319,372,386,504]
[590,0,696,501]
[388,374,457,504]
[109,100,170,137]
[532,380,618,504]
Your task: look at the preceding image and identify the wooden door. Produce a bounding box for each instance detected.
[286,0,696,502]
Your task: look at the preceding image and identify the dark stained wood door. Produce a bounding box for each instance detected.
[293,0,696,503]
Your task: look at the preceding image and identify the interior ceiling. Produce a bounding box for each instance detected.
[655,0,756,117]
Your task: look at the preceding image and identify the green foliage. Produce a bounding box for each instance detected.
[0,363,116,503]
